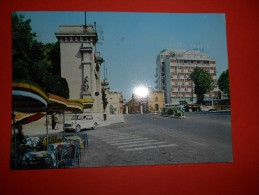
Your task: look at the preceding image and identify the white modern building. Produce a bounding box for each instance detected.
[155,49,217,104]
[55,25,104,112]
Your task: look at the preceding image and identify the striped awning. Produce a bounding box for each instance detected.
[48,93,67,111]
[66,100,84,111]
[12,80,48,113]
[14,112,45,125]
[70,98,94,109]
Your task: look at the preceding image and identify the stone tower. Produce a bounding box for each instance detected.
[55,25,104,112]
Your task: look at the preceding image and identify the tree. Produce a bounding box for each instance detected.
[45,42,61,75]
[12,12,51,82]
[102,89,108,110]
[42,75,69,98]
[190,67,214,104]
[12,13,69,98]
[217,69,229,98]
[12,12,38,80]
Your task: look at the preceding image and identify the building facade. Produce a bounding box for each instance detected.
[155,49,217,104]
[124,89,164,114]
[148,90,165,112]
[55,25,104,113]
[107,91,124,114]
[124,99,141,114]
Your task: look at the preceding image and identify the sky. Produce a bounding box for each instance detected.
[18,12,229,100]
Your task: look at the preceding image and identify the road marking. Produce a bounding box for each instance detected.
[104,137,150,143]
[96,133,132,136]
[91,130,177,152]
[96,135,140,140]
[190,141,208,147]
[118,141,167,148]
[109,140,157,146]
[123,144,177,152]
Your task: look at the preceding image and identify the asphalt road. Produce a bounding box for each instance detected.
[79,111,232,168]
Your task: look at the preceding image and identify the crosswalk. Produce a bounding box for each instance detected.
[90,130,177,152]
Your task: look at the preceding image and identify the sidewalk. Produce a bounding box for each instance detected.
[21,114,125,136]
[93,113,125,127]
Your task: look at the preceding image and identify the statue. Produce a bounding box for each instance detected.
[84,76,89,91]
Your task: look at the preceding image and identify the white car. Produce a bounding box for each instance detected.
[64,114,97,132]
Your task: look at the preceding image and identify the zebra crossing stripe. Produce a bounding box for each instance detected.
[91,131,177,152]
[96,133,134,136]
[109,139,157,146]
[123,144,177,151]
[104,137,150,143]
[97,135,140,141]
[118,141,167,148]
[95,132,131,136]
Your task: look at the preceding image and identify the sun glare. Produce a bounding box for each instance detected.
[133,86,149,98]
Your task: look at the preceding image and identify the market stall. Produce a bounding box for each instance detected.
[12,80,49,169]
[12,81,88,169]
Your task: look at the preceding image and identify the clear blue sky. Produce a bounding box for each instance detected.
[19,12,229,100]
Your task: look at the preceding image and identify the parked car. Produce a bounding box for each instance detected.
[64,114,97,132]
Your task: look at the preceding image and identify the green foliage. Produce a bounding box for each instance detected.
[41,75,69,98]
[12,13,68,98]
[190,67,214,104]
[45,42,61,75]
[167,108,174,115]
[102,89,108,110]
[174,112,182,117]
[217,69,229,97]
[12,12,37,80]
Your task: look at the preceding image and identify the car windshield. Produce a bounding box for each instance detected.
[71,115,82,120]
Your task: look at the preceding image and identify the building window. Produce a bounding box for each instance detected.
[155,97,158,102]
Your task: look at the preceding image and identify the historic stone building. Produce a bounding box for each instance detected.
[148,90,165,112]
[107,91,124,114]
[55,25,104,112]
[124,89,164,114]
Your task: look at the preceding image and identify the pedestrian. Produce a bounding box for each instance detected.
[14,123,25,145]
[51,113,59,130]
[51,113,56,129]
[54,113,59,129]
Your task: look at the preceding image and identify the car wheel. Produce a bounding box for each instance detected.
[75,124,81,132]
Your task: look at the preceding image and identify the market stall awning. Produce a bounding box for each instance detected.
[12,80,49,113]
[66,100,84,112]
[14,112,45,125]
[48,93,67,111]
[70,98,94,109]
